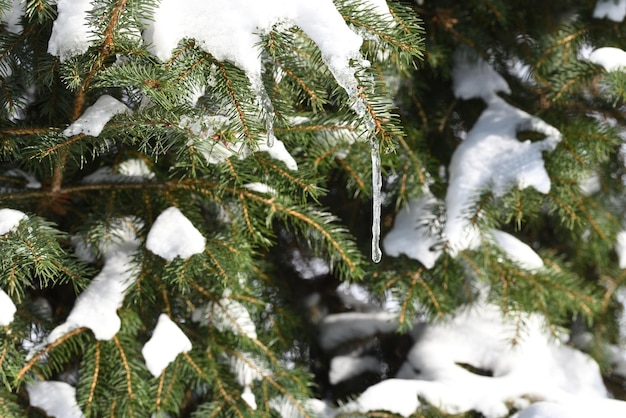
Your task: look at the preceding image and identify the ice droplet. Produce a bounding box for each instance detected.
[371,139,382,263]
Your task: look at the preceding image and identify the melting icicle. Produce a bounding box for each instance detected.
[371,138,382,263]
[354,88,383,263]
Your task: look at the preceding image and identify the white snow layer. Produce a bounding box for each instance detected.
[588,47,626,72]
[192,293,257,339]
[616,230,626,268]
[146,207,206,261]
[329,355,380,385]
[27,381,85,418]
[382,195,442,268]
[143,0,373,99]
[319,311,398,350]
[341,303,624,418]
[47,218,141,341]
[594,0,626,22]
[82,158,155,183]
[142,314,192,377]
[63,95,129,137]
[1,0,24,34]
[0,207,26,234]
[0,289,16,326]
[452,51,511,100]
[447,54,561,253]
[489,229,544,271]
[228,351,271,410]
[47,0,93,62]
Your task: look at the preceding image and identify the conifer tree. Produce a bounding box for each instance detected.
[3,0,626,417]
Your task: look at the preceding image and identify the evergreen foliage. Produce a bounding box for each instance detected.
[2,0,626,417]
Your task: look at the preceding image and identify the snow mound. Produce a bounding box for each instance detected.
[63,95,129,137]
[588,47,626,72]
[0,207,26,234]
[27,381,84,418]
[593,0,626,22]
[447,53,561,253]
[489,229,543,271]
[47,218,141,341]
[0,289,16,326]
[192,293,257,339]
[142,314,192,377]
[146,207,206,261]
[382,195,442,269]
[47,0,94,62]
[342,304,612,417]
[452,50,511,100]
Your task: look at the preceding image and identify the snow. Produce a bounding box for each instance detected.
[83,158,155,183]
[514,399,626,418]
[617,230,626,268]
[319,311,398,350]
[0,289,16,326]
[27,381,84,418]
[447,53,561,254]
[192,292,257,339]
[588,47,626,72]
[63,95,129,137]
[329,355,380,385]
[146,207,206,261]
[142,314,192,377]
[47,0,94,62]
[489,230,543,271]
[143,0,366,101]
[341,303,618,417]
[0,207,26,234]
[228,351,271,410]
[382,195,442,269]
[241,386,257,410]
[243,183,277,195]
[5,168,41,189]
[1,0,24,34]
[593,0,626,22]
[257,136,298,170]
[47,218,141,341]
[452,50,511,100]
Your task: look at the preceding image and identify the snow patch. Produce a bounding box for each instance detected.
[27,381,85,418]
[452,50,511,100]
[617,230,626,268]
[142,314,192,377]
[588,47,626,72]
[0,289,16,326]
[192,293,257,339]
[46,218,141,341]
[329,355,380,385]
[47,0,94,62]
[593,0,626,22]
[0,208,26,234]
[342,304,611,417]
[447,54,561,253]
[63,95,129,137]
[1,0,24,34]
[490,230,544,271]
[146,207,206,261]
[383,195,442,269]
[319,311,398,350]
[83,159,155,183]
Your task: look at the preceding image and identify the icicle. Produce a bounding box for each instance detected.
[371,138,382,263]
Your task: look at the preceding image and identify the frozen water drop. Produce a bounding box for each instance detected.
[371,139,382,263]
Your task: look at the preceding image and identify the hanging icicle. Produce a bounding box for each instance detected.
[370,137,383,263]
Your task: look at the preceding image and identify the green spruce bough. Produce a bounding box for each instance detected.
[3,0,626,417]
